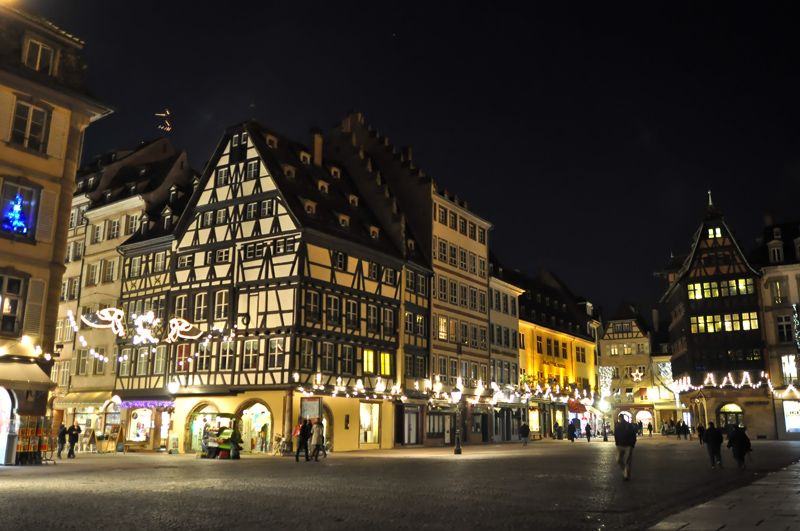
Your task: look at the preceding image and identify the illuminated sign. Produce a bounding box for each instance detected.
[784,400,800,433]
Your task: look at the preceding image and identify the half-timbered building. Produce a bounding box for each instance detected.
[330,112,493,448]
[138,122,405,453]
[659,195,772,438]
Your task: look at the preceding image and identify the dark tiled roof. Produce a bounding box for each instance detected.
[750,220,800,268]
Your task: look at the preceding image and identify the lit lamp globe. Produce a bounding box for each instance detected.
[451,388,462,402]
[167,381,180,395]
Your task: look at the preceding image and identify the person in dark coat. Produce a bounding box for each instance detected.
[229,422,243,460]
[66,420,81,458]
[614,414,637,480]
[57,422,67,459]
[295,419,311,462]
[727,426,751,470]
[647,422,653,437]
[585,423,592,443]
[696,424,706,446]
[520,422,530,446]
[704,421,724,469]
[567,422,576,442]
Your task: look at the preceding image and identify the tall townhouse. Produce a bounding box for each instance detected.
[331,112,492,448]
[659,196,771,438]
[118,122,405,453]
[751,218,800,440]
[597,302,678,432]
[506,267,598,437]
[52,139,194,443]
[0,3,110,448]
[488,263,525,442]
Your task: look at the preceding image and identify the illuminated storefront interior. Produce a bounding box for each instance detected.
[360,402,380,444]
[240,403,271,453]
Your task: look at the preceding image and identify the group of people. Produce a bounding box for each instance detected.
[294,418,326,462]
[56,420,82,459]
[661,418,692,439]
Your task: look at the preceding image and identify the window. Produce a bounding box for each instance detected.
[194,293,207,321]
[363,349,375,373]
[367,305,379,331]
[360,402,381,444]
[449,244,457,266]
[0,183,36,237]
[127,214,139,234]
[480,327,487,349]
[742,312,759,330]
[154,252,166,272]
[92,224,102,244]
[438,206,447,224]
[384,268,396,285]
[438,240,448,262]
[405,312,414,333]
[438,316,448,341]
[562,342,568,358]
[469,287,477,310]
[306,291,320,319]
[468,222,476,240]
[245,203,257,220]
[103,259,115,282]
[326,295,340,322]
[24,39,55,74]
[778,315,793,343]
[478,257,486,278]
[321,342,334,372]
[246,160,259,179]
[301,339,314,370]
[458,217,467,235]
[59,361,69,386]
[342,345,354,374]
[214,290,229,319]
[120,349,132,376]
[469,253,477,274]
[546,338,553,356]
[108,219,120,239]
[174,295,187,319]
[417,276,427,296]
[216,209,227,225]
[333,252,347,271]
[470,325,478,347]
[130,256,141,277]
[346,300,358,327]
[86,263,98,286]
[771,280,788,305]
[771,246,783,263]
[723,314,740,332]
[10,101,47,151]
[216,167,229,186]
[460,322,469,345]
[268,338,284,368]
[196,344,211,371]
[478,228,486,244]
[460,284,468,307]
[244,339,259,370]
[479,291,487,313]
[384,309,395,333]
[416,315,425,336]
[449,212,457,229]
[202,211,213,227]
[449,280,458,305]
[261,199,275,217]
[216,249,230,263]
[707,227,722,239]
[366,263,379,281]
[781,354,798,385]
[406,270,416,291]
[380,352,392,376]
[0,275,24,334]
[438,277,447,301]
[218,342,234,371]
[459,249,467,270]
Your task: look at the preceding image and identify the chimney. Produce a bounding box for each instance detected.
[310,128,323,166]
[764,214,773,227]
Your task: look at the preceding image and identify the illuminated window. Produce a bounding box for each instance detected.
[781,355,798,385]
[380,352,392,376]
[175,345,189,372]
[690,316,706,333]
[359,402,380,444]
[363,349,375,373]
[742,312,759,330]
[609,344,619,356]
[438,316,448,340]
[703,282,719,298]
[707,227,722,238]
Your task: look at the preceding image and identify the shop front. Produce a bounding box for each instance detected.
[396,401,425,446]
[118,396,175,452]
[236,400,272,454]
[491,403,521,442]
[53,391,114,439]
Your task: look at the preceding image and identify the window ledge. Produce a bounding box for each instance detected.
[3,140,50,159]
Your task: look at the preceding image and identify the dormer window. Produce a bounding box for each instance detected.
[331,167,341,179]
[232,134,239,147]
[266,135,278,148]
[319,181,328,194]
[769,243,784,264]
[105,191,112,203]
[339,215,349,227]
[774,228,782,239]
[300,152,311,164]
[130,185,136,195]
[76,181,84,192]
[24,39,55,75]
[408,239,415,251]
[170,187,177,203]
[707,227,722,239]
[349,195,358,207]
[370,226,380,239]
[88,177,95,188]
[241,132,248,144]
[303,200,316,214]
[284,165,295,179]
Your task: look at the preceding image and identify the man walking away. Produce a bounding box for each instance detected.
[57,422,67,459]
[295,419,311,462]
[614,414,637,481]
[520,422,530,446]
[647,422,653,437]
[66,420,81,458]
[727,426,751,470]
[585,423,592,443]
[704,421,723,469]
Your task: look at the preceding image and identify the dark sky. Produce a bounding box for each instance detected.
[26,1,800,321]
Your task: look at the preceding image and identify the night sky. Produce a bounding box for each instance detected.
[25,1,800,321]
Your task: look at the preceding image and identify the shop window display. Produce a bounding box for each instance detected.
[240,403,271,453]
[128,408,152,442]
[188,405,219,452]
[359,402,380,444]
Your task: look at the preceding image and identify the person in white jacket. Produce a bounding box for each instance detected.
[310,418,325,462]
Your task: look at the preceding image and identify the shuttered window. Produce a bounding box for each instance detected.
[22,278,46,337]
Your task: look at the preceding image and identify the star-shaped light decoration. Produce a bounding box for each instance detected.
[631,369,644,382]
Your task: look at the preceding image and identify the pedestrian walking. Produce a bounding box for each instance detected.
[637,420,644,436]
[647,422,653,437]
[567,422,576,442]
[727,426,752,470]
[683,421,690,440]
[704,421,724,469]
[295,419,311,462]
[310,418,325,461]
[520,422,530,446]
[66,420,81,458]
[614,414,637,481]
[585,423,592,443]
[661,421,667,436]
[229,422,243,460]
[57,422,67,459]
[697,424,706,446]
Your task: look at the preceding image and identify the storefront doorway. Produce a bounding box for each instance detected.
[718,403,744,431]
[635,410,653,429]
[128,408,152,442]
[239,402,271,453]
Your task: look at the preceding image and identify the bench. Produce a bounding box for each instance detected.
[123,442,148,453]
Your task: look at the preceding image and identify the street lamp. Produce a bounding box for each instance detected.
[599,400,610,442]
[451,387,462,455]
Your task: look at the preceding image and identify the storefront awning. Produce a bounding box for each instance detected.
[0,360,56,392]
[53,391,113,408]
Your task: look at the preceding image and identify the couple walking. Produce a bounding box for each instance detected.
[295,418,326,462]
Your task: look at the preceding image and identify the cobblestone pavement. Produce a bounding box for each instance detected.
[1,436,799,531]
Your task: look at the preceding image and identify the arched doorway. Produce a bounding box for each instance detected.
[235,399,272,454]
[184,401,220,453]
[619,410,633,423]
[321,403,333,452]
[635,410,653,429]
[718,403,744,432]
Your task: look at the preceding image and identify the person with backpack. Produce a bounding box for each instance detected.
[727,426,752,470]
